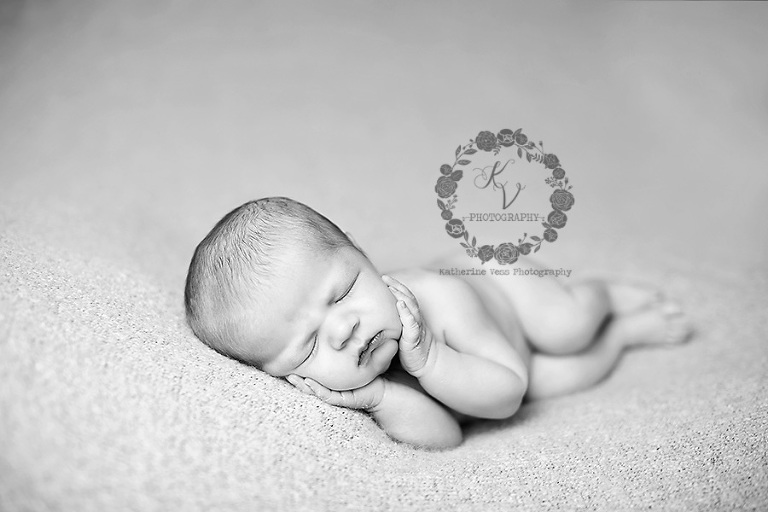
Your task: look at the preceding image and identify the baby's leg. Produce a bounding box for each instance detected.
[429,253,662,356]
[525,302,692,401]
[485,256,666,356]
[471,255,608,355]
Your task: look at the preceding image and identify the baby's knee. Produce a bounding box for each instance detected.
[530,313,599,355]
[570,280,611,318]
[522,281,610,355]
[527,285,609,354]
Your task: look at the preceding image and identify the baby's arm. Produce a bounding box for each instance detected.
[385,275,527,420]
[289,373,462,450]
[369,371,462,449]
[414,339,526,419]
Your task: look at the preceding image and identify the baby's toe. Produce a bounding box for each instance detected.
[659,300,694,345]
[607,281,665,314]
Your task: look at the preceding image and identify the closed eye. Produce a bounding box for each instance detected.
[300,333,318,366]
[336,272,359,303]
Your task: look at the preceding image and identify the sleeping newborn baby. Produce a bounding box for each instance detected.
[184,197,692,449]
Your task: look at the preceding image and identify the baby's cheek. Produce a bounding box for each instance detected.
[379,288,399,316]
[312,358,365,391]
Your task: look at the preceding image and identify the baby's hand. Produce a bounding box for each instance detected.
[286,374,386,411]
[382,275,436,378]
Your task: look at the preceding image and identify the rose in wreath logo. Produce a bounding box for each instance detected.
[435,128,575,265]
[550,189,574,211]
[435,176,458,198]
[445,218,466,238]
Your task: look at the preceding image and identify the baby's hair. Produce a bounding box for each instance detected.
[184,197,356,366]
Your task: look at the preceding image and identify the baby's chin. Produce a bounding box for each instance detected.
[320,340,398,391]
[327,355,396,391]
[326,368,388,391]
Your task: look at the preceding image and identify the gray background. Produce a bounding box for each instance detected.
[2,0,766,276]
[1,1,766,510]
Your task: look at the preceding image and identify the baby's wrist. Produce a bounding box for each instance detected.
[412,332,440,380]
[366,378,390,414]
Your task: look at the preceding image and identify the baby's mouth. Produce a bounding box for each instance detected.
[358,331,383,366]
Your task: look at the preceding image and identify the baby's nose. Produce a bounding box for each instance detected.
[328,318,359,350]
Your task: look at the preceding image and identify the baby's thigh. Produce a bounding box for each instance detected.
[430,252,601,355]
[454,274,532,373]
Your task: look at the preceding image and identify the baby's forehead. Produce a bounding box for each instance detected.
[244,245,355,352]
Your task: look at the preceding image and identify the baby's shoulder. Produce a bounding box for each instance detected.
[387,267,474,311]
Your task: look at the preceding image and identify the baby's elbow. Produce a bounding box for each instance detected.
[390,423,463,450]
[487,375,526,420]
[486,394,523,420]
[435,425,464,450]
[412,428,463,451]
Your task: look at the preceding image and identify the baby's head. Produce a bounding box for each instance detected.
[184,197,401,390]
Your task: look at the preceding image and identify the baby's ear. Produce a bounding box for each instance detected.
[345,231,362,251]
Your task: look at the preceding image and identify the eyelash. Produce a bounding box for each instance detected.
[308,334,319,359]
[336,275,357,303]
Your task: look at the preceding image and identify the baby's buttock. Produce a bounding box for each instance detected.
[455,273,532,370]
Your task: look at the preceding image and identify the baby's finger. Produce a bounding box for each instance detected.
[382,275,417,301]
[382,275,416,301]
[304,379,334,401]
[387,285,409,302]
[286,374,313,394]
[382,276,405,299]
[389,286,421,320]
[305,379,353,408]
[396,300,421,338]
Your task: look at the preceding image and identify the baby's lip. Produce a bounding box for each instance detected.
[358,331,383,365]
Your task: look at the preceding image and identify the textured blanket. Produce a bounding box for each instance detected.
[1,1,766,510]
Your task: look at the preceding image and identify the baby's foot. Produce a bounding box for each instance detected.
[605,281,664,315]
[618,300,694,348]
